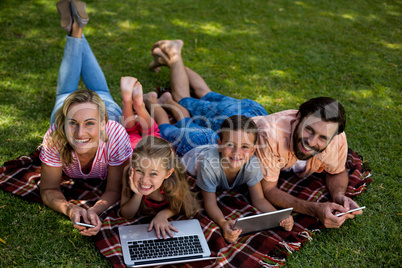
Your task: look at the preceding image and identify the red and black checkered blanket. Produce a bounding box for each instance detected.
[0,148,372,267]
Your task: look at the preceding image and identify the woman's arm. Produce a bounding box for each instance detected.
[40,162,97,235]
[40,162,73,215]
[90,159,131,215]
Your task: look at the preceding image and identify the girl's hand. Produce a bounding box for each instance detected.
[280,215,294,231]
[148,212,178,239]
[222,220,241,243]
[69,205,101,236]
[128,170,142,196]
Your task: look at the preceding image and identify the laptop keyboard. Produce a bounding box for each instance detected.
[128,235,204,261]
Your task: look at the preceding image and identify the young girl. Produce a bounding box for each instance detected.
[120,136,200,239]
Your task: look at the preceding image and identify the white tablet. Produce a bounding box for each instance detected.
[233,207,293,235]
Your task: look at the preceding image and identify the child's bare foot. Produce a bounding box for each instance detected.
[132,81,144,111]
[143,92,158,111]
[149,48,170,72]
[120,76,137,105]
[151,40,183,62]
[157,92,173,106]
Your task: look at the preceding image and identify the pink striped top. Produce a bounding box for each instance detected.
[40,120,133,180]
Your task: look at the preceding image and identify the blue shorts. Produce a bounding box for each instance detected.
[159,117,219,157]
[178,92,268,131]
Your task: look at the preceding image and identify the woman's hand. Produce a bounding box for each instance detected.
[69,205,101,236]
[148,211,178,239]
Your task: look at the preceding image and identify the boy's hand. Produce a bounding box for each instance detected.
[221,220,242,243]
[280,215,294,231]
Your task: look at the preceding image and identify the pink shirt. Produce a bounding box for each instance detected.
[253,110,348,182]
[40,120,133,180]
[125,119,162,150]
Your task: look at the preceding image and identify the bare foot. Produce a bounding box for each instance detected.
[149,48,170,72]
[151,40,183,61]
[132,81,144,111]
[120,76,137,104]
[143,92,158,111]
[157,92,173,106]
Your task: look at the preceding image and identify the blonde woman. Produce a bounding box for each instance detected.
[39,1,132,236]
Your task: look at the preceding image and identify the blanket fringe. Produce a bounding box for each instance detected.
[259,260,280,267]
[299,230,313,241]
[260,255,286,267]
[279,241,301,253]
[362,171,371,180]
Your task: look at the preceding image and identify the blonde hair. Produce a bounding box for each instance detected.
[124,136,200,218]
[49,89,108,166]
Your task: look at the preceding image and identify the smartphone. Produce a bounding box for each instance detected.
[335,206,366,217]
[74,222,95,228]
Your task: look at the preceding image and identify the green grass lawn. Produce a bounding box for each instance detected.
[0,0,400,267]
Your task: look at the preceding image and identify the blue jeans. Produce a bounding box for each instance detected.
[178,92,269,132]
[159,117,219,157]
[50,35,121,124]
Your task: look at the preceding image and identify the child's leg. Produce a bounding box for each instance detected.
[157,92,191,122]
[185,67,212,99]
[151,40,212,100]
[150,40,191,102]
[132,81,154,133]
[50,22,84,124]
[120,77,154,132]
[143,92,171,126]
[120,76,137,129]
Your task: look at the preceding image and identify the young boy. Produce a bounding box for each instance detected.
[184,115,294,243]
[144,94,294,243]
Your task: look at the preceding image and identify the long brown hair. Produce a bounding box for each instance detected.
[49,89,108,166]
[124,136,199,218]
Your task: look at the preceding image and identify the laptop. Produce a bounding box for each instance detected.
[118,219,219,267]
[233,207,293,236]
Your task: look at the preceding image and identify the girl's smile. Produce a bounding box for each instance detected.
[131,157,174,198]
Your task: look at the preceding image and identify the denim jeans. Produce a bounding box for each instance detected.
[159,117,219,157]
[50,35,121,124]
[178,92,269,132]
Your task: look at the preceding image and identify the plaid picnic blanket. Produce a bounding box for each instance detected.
[0,148,372,267]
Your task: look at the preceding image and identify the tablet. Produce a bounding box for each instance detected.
[233,207,293,235]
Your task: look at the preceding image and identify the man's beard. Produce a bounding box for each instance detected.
[293,123,324,160]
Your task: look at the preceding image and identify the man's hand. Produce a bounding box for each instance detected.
[221,220,242,243]
[314,202,356,228]
[333,194,363,216]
